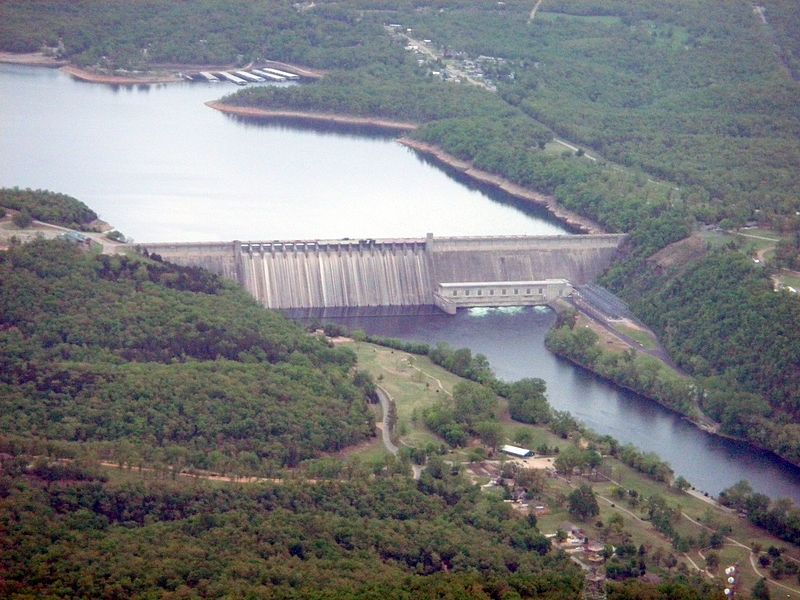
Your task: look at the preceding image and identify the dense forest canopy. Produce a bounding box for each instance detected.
[0,0,400,69]
[0,240,375,473]
[0,457,586,598]
[398,0,800,226]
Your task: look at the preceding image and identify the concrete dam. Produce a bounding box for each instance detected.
[136,233,625,313]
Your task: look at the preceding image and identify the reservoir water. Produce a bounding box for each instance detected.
[2,64,799,501]
[0,64,565,243]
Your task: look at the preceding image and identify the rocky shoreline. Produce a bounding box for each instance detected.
[61,65,182,85]
[399,138,603,234]
[205,102,419,132]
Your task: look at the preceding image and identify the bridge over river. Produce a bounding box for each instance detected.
[133,233,625,313]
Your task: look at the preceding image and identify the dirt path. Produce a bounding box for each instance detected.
[681,509,800,594]
[528,0,544,24]
[96,461,318,484]
[737,232,780,242]
[749,553,800,596]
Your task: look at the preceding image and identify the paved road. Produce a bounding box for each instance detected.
[376,386,399,456]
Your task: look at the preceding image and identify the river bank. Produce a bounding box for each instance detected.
[544,330,800,474]
[399,139,604,235]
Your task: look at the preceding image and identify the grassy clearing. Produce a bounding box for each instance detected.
[352,342,463,448]
[613,323,658,349]
[778,273,800,290]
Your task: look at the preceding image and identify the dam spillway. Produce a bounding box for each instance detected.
[136,233,625,311]
[239,239,433,309]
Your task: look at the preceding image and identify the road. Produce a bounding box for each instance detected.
[376,385,400,456]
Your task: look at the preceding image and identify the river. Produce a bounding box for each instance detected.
[2,63,799,502]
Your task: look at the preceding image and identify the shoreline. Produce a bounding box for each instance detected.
[546,340,800,472]
[205,101,420,132]
[0,51,67,67]
[208,102,603,234]
[399,139,603,234]
[0,51,323,85]
[61,65,182,85]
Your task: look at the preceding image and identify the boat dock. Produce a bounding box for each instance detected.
[186,66,303,85]
[235,70,265,82]
[262,67,299,80]
[217,71,247,85]
[251,69,285,82]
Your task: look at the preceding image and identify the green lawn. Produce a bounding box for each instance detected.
[613,324,658,349]
[353,342,463,448]
[778,273,800,290]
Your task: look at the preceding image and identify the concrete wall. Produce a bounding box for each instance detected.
[133,242,240,281]
[133,234,624,310]
[430,235,624,286]
[239,241,433,309]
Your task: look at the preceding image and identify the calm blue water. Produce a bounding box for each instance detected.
[2,64,799,502]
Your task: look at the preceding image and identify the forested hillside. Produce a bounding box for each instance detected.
[0,240,583,598]
[610,246,800,463]
[0,187,97,229]
[3,0,800,515]
[0,457,585,598]
[0,240,375,473]
[0,0,398,70]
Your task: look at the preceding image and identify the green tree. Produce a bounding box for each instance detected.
[674,475,691,491]
[507,378,550,424]
[475,421,503,451]
[12,208,32,228]
[568,485,600,521]
[452,381,497,427]
[752,577,771,600]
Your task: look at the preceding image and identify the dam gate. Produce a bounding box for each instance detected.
[134,233,625,312]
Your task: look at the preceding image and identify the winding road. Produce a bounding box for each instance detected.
[375,385,400,456]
